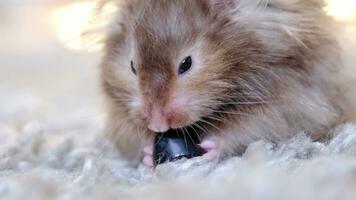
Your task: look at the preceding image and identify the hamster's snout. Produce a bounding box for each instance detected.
[146,96,191,133]
[148,104,170,132]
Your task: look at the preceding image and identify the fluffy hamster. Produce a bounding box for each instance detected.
[100,0,348,164]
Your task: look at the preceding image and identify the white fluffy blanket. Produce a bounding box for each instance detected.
[2,86,356,200]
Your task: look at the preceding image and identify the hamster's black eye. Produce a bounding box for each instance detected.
[178,56,193,75]
[130,60,137,75]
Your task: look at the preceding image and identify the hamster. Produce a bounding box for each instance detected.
[100,0,348,166]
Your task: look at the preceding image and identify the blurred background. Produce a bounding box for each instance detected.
[0,0,117,136]
[0,0,355,135]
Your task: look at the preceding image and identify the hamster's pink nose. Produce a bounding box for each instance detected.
[148,105,169,133]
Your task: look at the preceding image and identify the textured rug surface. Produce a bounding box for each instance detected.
[2,88,356,200]
[2,1,356,200]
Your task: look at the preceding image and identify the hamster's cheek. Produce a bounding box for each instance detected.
[128,94,150,126]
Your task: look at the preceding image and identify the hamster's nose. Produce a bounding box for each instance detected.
[148,105,170,133]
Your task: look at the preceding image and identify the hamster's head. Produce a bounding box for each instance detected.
[101,0,329,133]
[102,0,277,133]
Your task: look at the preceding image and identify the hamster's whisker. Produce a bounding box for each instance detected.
[188,124,202,142]
[111,97,131,105]
[204,115,225,124]
[181,128,189,150]
[215,100,276,106]
[214,94,272,103]
[112,96,131,100]
[216,93,267,98]
[204,112,240,127]
[199,119,223,133]
[193,123,209,136]
[186,134,196,147]
[155,133,164,146]
[210,110,254,117]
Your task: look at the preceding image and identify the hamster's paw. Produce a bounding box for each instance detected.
[143,145,154,167]
[199,140,220,161]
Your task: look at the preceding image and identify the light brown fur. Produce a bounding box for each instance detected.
[100,0,349,164]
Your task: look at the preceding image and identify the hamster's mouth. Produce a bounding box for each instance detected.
[153,104,229,138]
[155,127,203,143]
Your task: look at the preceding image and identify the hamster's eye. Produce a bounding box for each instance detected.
[178,56,193,75]
[130,60,137,75]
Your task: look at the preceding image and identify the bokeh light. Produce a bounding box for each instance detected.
[325,0,356,21]
[49,1,116,52]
